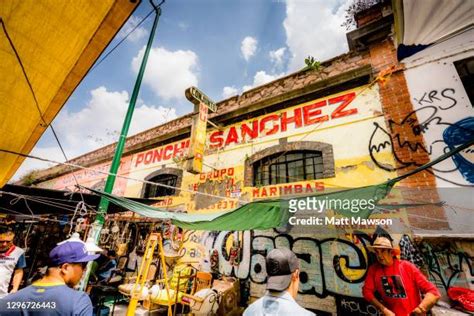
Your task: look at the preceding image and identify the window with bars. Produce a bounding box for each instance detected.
[144,174,177,198]
[454,56,474,105]
[253,151,324,186]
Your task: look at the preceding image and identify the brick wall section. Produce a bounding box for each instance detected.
[368,39,448,230]
[32,51,370,182]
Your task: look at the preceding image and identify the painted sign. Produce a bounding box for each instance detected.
[122,85,395,214]
[185,86,217,112]
[186,102,209,174]
[134,140,190,168]
[38,156,132,196]
[185,86,215,174]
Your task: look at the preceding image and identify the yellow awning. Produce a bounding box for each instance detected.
[0,0,140,186]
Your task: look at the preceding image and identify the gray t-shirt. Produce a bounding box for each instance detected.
[244,291,315,316]
[0,282,92,315]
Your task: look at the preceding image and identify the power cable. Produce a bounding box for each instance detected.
[8,193,35,249]
[90,9,155,72]
[0,207,65,224]
[2,136,472,214]
[0,191,98,215]
[0,149,246,204]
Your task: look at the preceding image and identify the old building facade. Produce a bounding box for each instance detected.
[31,3,473,314]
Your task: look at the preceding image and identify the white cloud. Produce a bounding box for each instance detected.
[12,146,67,182]
[284,0,350,71]
[118,16,148,43]
[132,47,199,100]
[241,36,258,61]
[12,87,177,181]
[242,71,285,92]
[269,47,287,68]
[56,86,177,151]
[242,85,253,92]
[253,71,283,86]
[222,86,238,99]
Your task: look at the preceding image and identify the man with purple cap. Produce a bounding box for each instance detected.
[244,247,315,316]
[0,239,99,315]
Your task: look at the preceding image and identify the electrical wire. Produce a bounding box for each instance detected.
[21,193,96,211]
[7,193,35,249]
[1,138,472,210]
[0,206,94,237]
[0,149,246,204]
[0,190,99,215]
[1,29,471,208]
[90,9,155,72]
[0,207,67,224]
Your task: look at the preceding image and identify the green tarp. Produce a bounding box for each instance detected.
[85,138,473,231]
[86,182,393,230]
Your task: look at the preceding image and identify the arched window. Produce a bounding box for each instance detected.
[141,168,183,198]
[144,174,178,198]
[253,151,323,186]
[244,141,335,187]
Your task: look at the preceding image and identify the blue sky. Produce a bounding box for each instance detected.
[15,0,352,179]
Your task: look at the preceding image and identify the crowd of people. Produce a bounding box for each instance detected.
[0,223,443,316]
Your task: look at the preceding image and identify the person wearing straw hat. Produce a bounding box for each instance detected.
[363,234,440,316]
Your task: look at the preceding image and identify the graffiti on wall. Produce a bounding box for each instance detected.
[178,229,375,313]
[336,296,382,316]
[368,87,474,185]
[419,242,474,293]
[175,229,474,312]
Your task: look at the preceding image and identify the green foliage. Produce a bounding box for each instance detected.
[341,0,383,30]
[303,56,321,71]
[18,170,40,186]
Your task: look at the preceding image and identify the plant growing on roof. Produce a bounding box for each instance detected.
[304,56,321,71]
[341,0,383,30]
[18,169,40,186]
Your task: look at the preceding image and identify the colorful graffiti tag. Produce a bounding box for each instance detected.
[369,87,474,186]
[175,229,473,313]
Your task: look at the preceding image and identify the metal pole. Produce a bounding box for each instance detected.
[79,0,164,291]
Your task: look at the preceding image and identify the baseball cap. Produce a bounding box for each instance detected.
[49,241,100,266]
[266,248,299,291]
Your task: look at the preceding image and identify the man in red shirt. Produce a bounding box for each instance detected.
[363,236,440,316]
